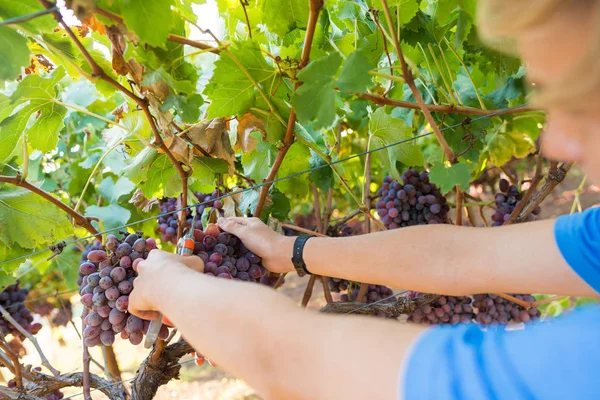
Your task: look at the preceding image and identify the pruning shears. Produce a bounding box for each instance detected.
[144,209,198,349]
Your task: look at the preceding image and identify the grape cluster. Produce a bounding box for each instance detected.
[375,170,449,229]
[78,232,169,347]
[0,281,41,339]
[406,292,475,326]
[473,294,540,325]
[157,189,225,245]
[491,178,541,226]
[194,223,274,285]
[31,300,72,327]
[8,369,64,399]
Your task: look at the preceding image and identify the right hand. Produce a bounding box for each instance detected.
[217,217,294,274]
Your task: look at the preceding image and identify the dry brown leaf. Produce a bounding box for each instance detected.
[66,0,95,20]
[127,59,144,87]
[164,135,193,165]
[222,188,245,217]
[129,189,159,212]
[82,14,106,35]
[236,113,265,152]
[111,102,129,123]
[148,95,174,132]
[107,26,128,76]
[186,118,236,168]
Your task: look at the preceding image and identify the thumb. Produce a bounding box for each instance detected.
[217,217,246,236]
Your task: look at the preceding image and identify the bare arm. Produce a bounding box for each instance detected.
[129,251,424,400]
[218,217,598,297]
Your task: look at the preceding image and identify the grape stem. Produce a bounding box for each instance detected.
[504,155,544,225]
[0,304,59,376]
[301,275,317,307]
[0,175,101,241]
[0,338,23,389]
[280,224,328,237]
[312,184,334,304]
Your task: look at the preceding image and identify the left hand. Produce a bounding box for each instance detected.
[128,249,204,320]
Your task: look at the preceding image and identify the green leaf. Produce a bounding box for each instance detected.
[276,142,310,198]
[264,189,290,221]
[86,204,131,231]
[0,1,57,34]
[162,93,204,123]
[123,147,159,187]
[119,0,174,48]
[26,102,67,154]
[335,49,375,93]
[0,185,73,249]
[141,154,180,198]
[262,0,308,36]
[292,53,343,129]
[0,27,30,81]
[189,156,229,193]
[387,0,420,25]
[205,40,276,118]
[98,177,136,204]
[486,126,536,167]
[242,133,276,183]
[428,163,470,194]
[368,108,424,176]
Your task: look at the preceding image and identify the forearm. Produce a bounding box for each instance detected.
[289,219,597,297]
[155,269,423,399]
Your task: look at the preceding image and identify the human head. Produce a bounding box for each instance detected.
[478,0,600,182]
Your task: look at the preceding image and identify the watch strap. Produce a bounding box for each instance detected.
[291,234,313,277]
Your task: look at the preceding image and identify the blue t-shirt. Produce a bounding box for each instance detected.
[403,207,600,400]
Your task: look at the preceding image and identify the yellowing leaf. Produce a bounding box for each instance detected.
[236,113,265,152]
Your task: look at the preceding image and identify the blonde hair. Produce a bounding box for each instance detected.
[478,0,600,112]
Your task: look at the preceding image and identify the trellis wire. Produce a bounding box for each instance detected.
[0,103,528,268]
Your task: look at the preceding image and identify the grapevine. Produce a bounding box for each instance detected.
[491,179,541,226]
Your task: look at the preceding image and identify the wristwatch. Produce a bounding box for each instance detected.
[291,234,313,277]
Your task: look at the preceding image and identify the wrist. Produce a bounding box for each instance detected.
[273,235,296,273]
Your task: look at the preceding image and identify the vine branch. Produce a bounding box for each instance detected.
[254,0,324,216]
[0,176,101,240]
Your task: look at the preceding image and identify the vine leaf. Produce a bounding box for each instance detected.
[164,134,193,165]
[368,108,424,177]
[429,163,470,194]
[98,176,136,203]
[119,0,174,48]
[242,132,276,183]
[204,40,275,118]
[0,27,30,81]
[276,142,311,198]
[186,118,236,168]
[292,53,343,130]
[335,49,376,93]
[128,189,159,212]
[86,204,131,231]
[485,123,536,167]
[0,67,68,163]
[189,157,229,194]
[0,0,57,33]
[0,186,73,250]
[236,113,265,152]
[262,0,309,37]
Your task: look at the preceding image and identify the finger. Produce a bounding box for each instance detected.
[162,316,175,327]
[130,309,160,320]
[217,217,246,235]
[179,255,204,273]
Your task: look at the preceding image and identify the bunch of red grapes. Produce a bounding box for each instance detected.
[0,281,41,339]
[157,189,225,244]
[375,170,449,229]
[191,222,279,285]
[473,294,540,325]
[78,232,170,347]
[491,178,541,226]
[405,291,475,326]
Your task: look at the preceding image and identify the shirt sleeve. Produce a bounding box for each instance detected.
[402,306,600,400]
[554,207,600,294]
